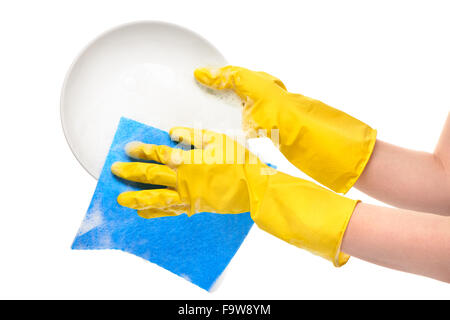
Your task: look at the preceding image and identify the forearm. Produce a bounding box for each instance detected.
[341,202,450,283]
[354,114,450,215]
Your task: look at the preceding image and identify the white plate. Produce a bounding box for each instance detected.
[61,21,241,179]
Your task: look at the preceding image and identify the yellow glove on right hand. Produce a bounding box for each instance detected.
[194,66,377,193]
[112,128,358,266]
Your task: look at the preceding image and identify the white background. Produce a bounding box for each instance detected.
[0,0,449,299]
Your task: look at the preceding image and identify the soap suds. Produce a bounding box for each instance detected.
[77,200,104,236]
[180,273,191,282]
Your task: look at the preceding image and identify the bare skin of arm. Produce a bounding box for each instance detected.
[341,114,450,282]
[341,202,450,283]
[355,113,450,215]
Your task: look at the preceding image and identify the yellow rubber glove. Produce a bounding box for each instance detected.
[194,66,377,194]
[111,128,359,266]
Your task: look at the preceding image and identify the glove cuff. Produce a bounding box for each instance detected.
[250,171,358,266]
[280,105,377,194]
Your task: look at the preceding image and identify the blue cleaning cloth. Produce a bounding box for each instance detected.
[72,117,254,291]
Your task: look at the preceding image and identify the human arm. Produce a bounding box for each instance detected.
[355,114,450,215]
[342,202,450,283]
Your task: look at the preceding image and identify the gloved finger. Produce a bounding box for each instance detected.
[111,162,177,187]
[170,127,251,164]
[117,189,185,210]
[194,65,286,101]
[137,205,187,219]
[194,65,236,90]
[125,141,190,167]
[169,127,218,149]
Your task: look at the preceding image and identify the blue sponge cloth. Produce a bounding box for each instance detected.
[72,117,254,291]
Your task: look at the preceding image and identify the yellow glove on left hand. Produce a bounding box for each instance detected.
[111,128,261,218]
[111,128,358,266]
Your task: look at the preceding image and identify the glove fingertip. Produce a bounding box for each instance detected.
[111,161,126,177]
[117,191,132,208]
[193,67,214,84]
[124,141,145,157]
